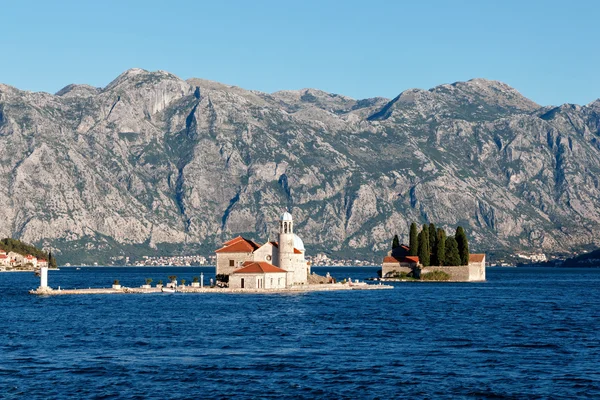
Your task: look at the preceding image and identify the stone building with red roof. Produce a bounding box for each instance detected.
[229,261,288,289]
[381,243,486,281]
[215,211,310,289]
[0,251,9,270]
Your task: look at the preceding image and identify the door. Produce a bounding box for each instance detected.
[241,278,244,288]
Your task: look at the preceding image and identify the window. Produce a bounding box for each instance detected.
[241,278,245,288]
[270,278,273,287]
[229,260,234,267]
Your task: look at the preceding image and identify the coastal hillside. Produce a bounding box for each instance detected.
[1,69,599,263]
[0,238,57,268]
[563,248,600,267]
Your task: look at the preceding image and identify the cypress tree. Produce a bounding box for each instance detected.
[429,223,436,254]
[417,225,430,267]
[409,222,418,256]
[444,236,461,266]
[436,228,446,266]
[392,234,400,249]
[429,223,437,265]
[455,226,470,266]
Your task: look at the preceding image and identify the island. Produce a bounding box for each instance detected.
[30,212,392,295]
[379,223,486,282]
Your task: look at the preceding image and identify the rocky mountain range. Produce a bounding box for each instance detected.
[1,68,599,263]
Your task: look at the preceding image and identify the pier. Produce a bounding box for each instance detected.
[30,282,393,296]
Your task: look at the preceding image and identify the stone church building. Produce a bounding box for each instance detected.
[215,212,310,289]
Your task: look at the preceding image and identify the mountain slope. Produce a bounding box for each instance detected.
[0,69,599,263]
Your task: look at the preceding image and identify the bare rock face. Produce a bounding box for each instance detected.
[0,69,599,263]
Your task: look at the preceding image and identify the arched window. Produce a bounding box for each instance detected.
[284,222,288,233]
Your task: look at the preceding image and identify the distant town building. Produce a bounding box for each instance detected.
[517,253,547,262]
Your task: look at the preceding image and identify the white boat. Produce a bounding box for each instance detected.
[161,287,176,293]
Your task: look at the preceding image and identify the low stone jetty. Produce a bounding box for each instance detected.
[30,282,393,296]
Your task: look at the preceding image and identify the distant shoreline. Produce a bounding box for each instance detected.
[1,268,60,273]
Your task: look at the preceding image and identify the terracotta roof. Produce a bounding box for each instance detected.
[232,261,287,274]
[0,255,7,259]
[223,236,245,246]
[215,237,261,253]
[400,245,410,251]
[294,248,302,254]
[269,241,279,248]
[38,259,47,262]
[469,254,485,263]
[383,255,419,264]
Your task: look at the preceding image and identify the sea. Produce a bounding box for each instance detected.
[1,266,599,399]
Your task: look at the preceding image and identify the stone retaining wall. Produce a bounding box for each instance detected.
[417,264,485,281]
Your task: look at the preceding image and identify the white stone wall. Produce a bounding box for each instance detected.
[253,243,278,265]
[264,272,287,289]
[216,252,253,275]
[468,263,486,281]
[229,272,287,289]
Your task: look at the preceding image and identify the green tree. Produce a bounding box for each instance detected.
[444,236,461,266]
[455,226,470,265]
[48,251,57,268]
[417,225,430,266]
[429,223,437,264]
[409,223,418,256]
[392,234,400,249]
[436,228,447,266]
[429,223,436,254]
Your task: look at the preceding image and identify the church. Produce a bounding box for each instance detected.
[215,212,310,289]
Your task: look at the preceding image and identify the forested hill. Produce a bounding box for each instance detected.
[1,68,599,263]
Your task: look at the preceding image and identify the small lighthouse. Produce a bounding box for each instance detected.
[39,265,49,290]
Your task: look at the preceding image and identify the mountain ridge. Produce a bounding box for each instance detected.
[0,68,599,263]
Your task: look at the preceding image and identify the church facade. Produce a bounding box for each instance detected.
[215,212,310,289]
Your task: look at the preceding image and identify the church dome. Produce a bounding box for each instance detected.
[280,211,293,221]
[293,234,305,251]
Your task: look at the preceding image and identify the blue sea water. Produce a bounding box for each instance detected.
[1,266,599,399]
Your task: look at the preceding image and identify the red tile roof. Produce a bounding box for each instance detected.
[383,255,419,264]
[0,255,7,259]
[223,236,244,246]
[294,248,302,254]
[269,241,279,248]
[232,261,287,274]
[215,237,261,253]
[469,254,485,263]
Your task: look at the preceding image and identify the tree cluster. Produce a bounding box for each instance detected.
[401,223,469,267]
[0,238,58,268]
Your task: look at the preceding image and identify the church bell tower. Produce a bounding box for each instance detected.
[278,211,294,275]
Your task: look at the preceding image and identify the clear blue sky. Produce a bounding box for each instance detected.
[1,0,598,106]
